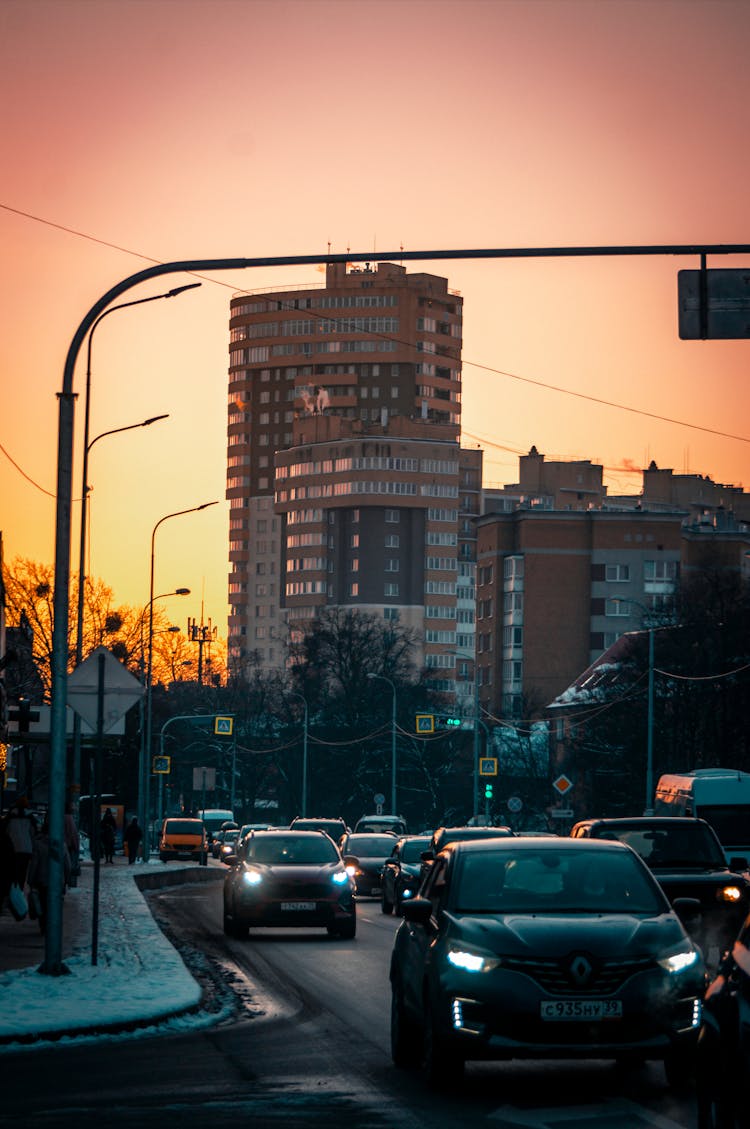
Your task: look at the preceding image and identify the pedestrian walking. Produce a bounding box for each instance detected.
[0,819,15,915]
[27,817,50,933]
[64,801,80,887]
[100,807,117,864]
[124,816,143,865]
[3,796,36,889]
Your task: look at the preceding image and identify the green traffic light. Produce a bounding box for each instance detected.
[484,784,493,799]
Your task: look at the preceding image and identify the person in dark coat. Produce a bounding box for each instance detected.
[123,817,143,865]
[3,796,36,889]
[0,820,15,915]
[100,808,117,863]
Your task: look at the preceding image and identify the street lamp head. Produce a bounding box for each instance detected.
[142,414,170,427]
[175,588,190,595]
[166,283,202,298]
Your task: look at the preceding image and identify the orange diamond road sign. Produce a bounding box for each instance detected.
[553,774,573,795]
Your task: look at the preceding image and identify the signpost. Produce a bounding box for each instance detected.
[678,268,750,339]
[66,647,143,967]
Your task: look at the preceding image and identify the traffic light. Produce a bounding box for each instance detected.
[484,782,494,800]
[436,715,462,730]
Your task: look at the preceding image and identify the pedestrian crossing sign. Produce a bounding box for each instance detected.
[415,714,435,733]
[214,716,234,736]
[152,755,171,774]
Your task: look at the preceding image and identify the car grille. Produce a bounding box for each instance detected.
[501,954,655,995]
[264,880,333,900]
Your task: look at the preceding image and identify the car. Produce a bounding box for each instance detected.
[289,816,350,841]
[355,814,408,836]
[217,828,241,862]
[419,825,515,883]
[695,910,750,1129]
[222,829,356,939]
[339,832,399,897]
[381,835,433,914]
[158,817,208,865]
[570,816,750,969]
[390,836,706,1089]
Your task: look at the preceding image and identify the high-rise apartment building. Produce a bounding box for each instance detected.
[226,261,479,697]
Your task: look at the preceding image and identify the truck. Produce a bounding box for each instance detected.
[653,769,750,867]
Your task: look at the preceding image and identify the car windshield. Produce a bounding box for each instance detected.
[594,823,726,868]
[346,835,396,855]
[438,828,511,849]
[400,837,432,862]
[164,821,202,835]
[454,847,665,915]
[292,821,343,836]
[245,835,339,865]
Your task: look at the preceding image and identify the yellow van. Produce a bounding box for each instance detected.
[159,818,208,865]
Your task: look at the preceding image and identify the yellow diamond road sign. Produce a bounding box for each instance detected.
[415,714,435,733]
[553,774,573,795]
[214,716,234,736]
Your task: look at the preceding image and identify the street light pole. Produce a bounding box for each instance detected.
[72,413,169,827]
[367,673,397,815]
[288,692,309,816]
[141,502,218,859]
[612,597,657,815]
[448,651,482,820]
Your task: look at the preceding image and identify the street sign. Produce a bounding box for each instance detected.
[507,795,523,813]
[479,757,498,776]
[678,268,750,339]
[553,774,573,796]
[214,715,234,736]
[373,793,385,805]
[415,714,434,733]
[67,646,143,733]
[152,755,171,774]
[550,808,574,818]
[193,766,216,790]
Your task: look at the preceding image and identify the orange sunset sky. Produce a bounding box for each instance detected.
[2,0,749,642]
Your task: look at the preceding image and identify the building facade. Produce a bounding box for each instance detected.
[226,261,478,696]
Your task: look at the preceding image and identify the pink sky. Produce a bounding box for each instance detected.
[2,0,749,640]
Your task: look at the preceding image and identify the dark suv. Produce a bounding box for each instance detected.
[289,816,349,843]
[570,816,750,968]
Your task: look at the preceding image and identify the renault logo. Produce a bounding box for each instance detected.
[567,954,594,987]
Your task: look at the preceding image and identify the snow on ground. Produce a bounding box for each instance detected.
[0,859,232,1050]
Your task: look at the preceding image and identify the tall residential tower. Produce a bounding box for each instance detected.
[226,261,479,703]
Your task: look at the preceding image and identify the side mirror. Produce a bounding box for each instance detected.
[223,853,238,866]
[402,896,433,924]
[421,849,434,862]
[730,856,749,872]
[672,896,702,926]
[343,855,358,868]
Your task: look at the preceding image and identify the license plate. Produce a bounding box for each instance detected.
[280,901,316,911]
[541,999,622,1021]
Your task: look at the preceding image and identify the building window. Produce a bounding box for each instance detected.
[349,582,359,597]
[644,560,678,582]
[383,607,399,621]
[350,558,359,572]
[384,582,399,596]
[350,533,359,548]
[605,598,631,616]
[385,559,399,572]
[385,509,400,523]
[385,534,399,548]
[605,564,630,582]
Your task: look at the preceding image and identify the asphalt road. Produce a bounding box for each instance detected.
[0,882,701,1129]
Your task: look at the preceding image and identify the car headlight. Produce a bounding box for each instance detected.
[717,885,743,903]
[242,869,263,887]
[446,943,500,973]
[332,870,350,886]
[657,942,700,974]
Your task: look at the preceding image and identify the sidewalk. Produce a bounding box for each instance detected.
[0,854,224,1048]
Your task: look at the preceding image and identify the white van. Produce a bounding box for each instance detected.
[354,814,408,836]
[199,808,236,840]
[653,769,750,866]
